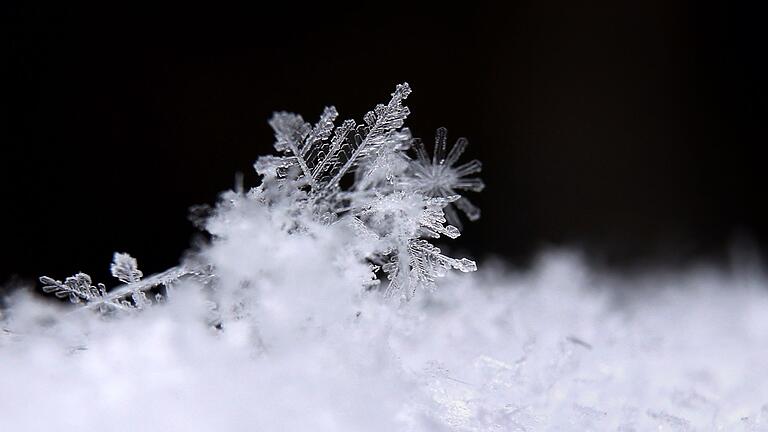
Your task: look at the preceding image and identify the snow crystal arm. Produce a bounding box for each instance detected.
[348,216,380,242]
[304,106,338,159]
[81,265,209,312]
[433,127,448,165]
[268,112,315,186]
[453,159,482,178]
[254,155,297,178]
[444,137,468,167]
[40,273,134,312]
[311,119,355,183]
[418,196,461,239]
[110,252,143,284]
[409,239,477,274]
[412,138,430,167]
[382,240,476,300]
[377,192,477,300]
[455,197,481,221]
[40,273,107,304]
[326,83,411,188]
[41,256,211,314]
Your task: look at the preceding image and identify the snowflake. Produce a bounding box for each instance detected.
[40,83,483,309]
[407,127,484,228]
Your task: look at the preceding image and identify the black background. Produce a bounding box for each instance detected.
[3,2,766,288]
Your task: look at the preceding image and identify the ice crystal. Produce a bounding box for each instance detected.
[40,254,207,312]
[406,127,485,228]
[110,252,143,284]
[353,193,477,299]
[40,273,106,305]
[256,83,412,192]
[40,83,482,308]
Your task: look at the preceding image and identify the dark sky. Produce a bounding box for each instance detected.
[3,2,766,287]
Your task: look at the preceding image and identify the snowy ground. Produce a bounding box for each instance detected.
[2,251,767,431]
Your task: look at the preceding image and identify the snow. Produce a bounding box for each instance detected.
[3,252,768,431]
[4,84,767,430]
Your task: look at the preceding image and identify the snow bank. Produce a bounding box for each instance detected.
[3,252,767,431]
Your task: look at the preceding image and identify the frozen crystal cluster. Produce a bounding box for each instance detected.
[38,83,482,310]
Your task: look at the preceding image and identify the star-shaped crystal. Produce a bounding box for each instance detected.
[407,127,484,228]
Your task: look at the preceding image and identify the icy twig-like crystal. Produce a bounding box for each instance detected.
[41,83,483,309]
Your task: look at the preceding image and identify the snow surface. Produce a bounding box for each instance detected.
[2,251,768,431]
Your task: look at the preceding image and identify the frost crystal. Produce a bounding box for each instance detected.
[40,259,207,312]
[40,273,106,305]
[256,83,412,192]
[40,83,482,308]
[110,252,143,284]
[405,127,484,228]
